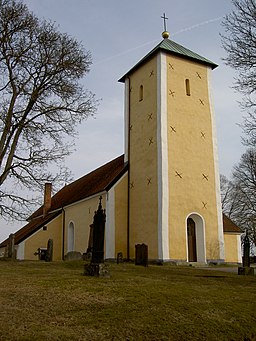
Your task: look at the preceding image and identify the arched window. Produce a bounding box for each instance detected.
[139,85,143,101]
[185,79,191,96]
[67,222,75,252]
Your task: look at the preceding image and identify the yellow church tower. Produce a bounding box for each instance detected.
[119,20,225,263]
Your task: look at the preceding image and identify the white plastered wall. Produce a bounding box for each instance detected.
[105,187,115,259]
[207,67,225,260]
[16,241,25,260]
[157,51,169,260]
[124,78,130,163]
[237,234,242,263]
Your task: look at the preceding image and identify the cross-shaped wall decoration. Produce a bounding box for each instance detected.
[202,202,207,209]
[88,207,91,214]
[196,72,202,79]
[129,87,132,93]
[150,70,154,77]
[170,126,176,133]
[129,125,133,131]
[199,99,205,106]
[148,113,153,121]
[149,137,153,145]
[130,182,134,189]
[147,177,152,185]
[169,90,175,97]
[169,63,174,70]
[201,132,206,139]
[202,173,209,181]
[175,171,183,179]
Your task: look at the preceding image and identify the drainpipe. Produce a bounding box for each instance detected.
[62,208,65,260]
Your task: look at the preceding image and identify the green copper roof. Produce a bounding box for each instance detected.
[119,38,218,82]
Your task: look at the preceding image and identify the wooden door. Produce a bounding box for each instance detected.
[187,218,197,262]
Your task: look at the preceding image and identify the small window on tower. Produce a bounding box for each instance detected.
[139,85,143,101]
[185,79,191,96]
[43,226,47,231]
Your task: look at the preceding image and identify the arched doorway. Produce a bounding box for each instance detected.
[187,218,197,262]
[186,214,206,263]
[67,222,75,252]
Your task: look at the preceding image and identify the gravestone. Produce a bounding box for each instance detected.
[45,239,53,262]
[85,263,109,277]
[84,197,109,277]
[135,243,148,267]
[238,233,254,276]
[8,234,15,259]
[91,198,106,264]
[243,233,250,267]
[34,248,47,260]
[65,251,82,261]
[117,252,123,264]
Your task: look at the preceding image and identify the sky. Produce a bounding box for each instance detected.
[0,0,246,241]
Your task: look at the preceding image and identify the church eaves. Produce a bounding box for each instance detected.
[223,214,242,233]
[28,154,127,220]
[119,38,218,83]
[0,155,128,248]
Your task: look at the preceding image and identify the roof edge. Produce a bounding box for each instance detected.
[119,38,218,83]
[105,162,128,191]
[223,214,242,233]
[0,211,62,247]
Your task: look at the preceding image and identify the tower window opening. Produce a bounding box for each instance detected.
[185,79,191,96]
[139,85,144,101]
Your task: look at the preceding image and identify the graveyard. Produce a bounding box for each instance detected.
[0,259,255,341]
[1,190,255,340]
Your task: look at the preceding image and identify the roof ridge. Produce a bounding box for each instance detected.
[159,39,217,66]
[28,154,126,220]
[119,38,217,82]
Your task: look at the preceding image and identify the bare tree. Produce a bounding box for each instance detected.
[220,174,237,216]
[221,149,256,247]
[0,0,98,220]
[232,149,256,244]
[221,0,256,146]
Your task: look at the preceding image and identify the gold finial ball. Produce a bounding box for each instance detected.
[162,31,170,39]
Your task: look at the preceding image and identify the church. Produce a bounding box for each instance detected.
[0,28,242,264]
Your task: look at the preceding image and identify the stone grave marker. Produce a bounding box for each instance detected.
[117,252,123,264]
[238,232,254,276]
[135,243,148,267]
[91,198,105,264]
[84,197,110,277]
[45,239,53,262]
[8,234,15,259]
[65,251,82,261]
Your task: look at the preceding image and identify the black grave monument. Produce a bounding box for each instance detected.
[238,232,254,276]
[84,197,109,277]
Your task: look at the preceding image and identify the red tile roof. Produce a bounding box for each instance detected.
[223,214,242,233]
[0,155,127,247]
[0,211,61,247]
[29,154,127,220]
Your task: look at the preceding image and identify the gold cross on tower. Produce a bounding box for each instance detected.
[161,13,168,31]
[161,13,170,39]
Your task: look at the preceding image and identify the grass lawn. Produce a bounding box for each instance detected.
[0,260,255,341]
